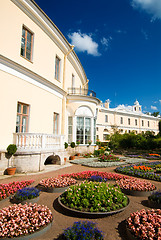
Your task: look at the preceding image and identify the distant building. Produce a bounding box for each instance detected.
[96,100,160,141]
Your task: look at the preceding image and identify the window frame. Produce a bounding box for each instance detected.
[53,112,59,135]
[55,55,61,81]
[16,102,29,133]
[20,26,33,62]
[105,115,108,123]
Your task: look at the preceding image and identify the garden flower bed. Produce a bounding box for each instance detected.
[0,203,53,238]
[116,178,156,196]
[98,153,120,162]
[133,165,153,172]
[126,209,161,239]
[70,156,148,168]
[148,191,161,208]
[38,177,76,192]
[0,180,34,201]
[62,221,104,240]
[12,187,40,204]
[115,163,161,182]
[61,170,128,181]
[58,181,129,216]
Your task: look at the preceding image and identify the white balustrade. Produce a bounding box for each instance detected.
[13,133,65,152]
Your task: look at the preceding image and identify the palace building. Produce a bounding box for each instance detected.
[0,0,159,174]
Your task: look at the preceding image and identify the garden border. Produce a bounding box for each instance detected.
[121,188,156,197]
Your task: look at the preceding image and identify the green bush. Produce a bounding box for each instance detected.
[70,142,75,148]
[6,144,17,156]
[64,142,68,149]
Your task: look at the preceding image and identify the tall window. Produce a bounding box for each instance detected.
[105,115,108,122]
[148,121,150,127]
[142,120,144,126]
[76,117,91,144]
[21,26,33,61]
[128,118,130,125]
[68,117,73,143]
[135,119,137,126]
[53,112,59,134]
[55,56,61,81]
[120,117,123,124]
[93,119,96,144]
[16,102,29,133]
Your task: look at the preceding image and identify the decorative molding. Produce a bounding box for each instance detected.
[67,95,101,105]
[0,55,65,99]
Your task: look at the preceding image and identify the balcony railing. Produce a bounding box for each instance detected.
[13,133,64,152]
[68,88,96,97]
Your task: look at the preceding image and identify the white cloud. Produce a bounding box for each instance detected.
[101,36,112,50]
[141,29,148,40]
[159,100,161,104]
[68,31,100,56]
[151,105,158,110]
[131,0,161,20]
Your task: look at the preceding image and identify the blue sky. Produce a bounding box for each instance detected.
[35,0,161,113]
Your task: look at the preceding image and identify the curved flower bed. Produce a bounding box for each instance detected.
[127,209,161,239]
[39,176,76,188]
[61,171,128,181]
[63,221,104,240]
[13,187,40,204]
[98,153,120,162]
[115,164,161,182]
[0,180,34,201]
[60,181,128,213]
[0,203,53,238]
[116,178,156,191]
[148,191,161,208]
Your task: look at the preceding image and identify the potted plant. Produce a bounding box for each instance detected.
[64,142,68,163]
[70,142,75,160]
[6,144,17,175]
[76,140,80,156]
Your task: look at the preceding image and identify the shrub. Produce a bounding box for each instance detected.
[63,221,104,240]
[6,144,17,156]
[64,142,68,149]
[70,142,75,148]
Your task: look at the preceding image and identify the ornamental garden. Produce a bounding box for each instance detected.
[1,133,161,239]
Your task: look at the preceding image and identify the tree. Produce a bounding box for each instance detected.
[159,120,161,135]
[151,111,160,117]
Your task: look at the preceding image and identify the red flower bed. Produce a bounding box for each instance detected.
[0,203,52,238]
[39,177,76,188]
[0,180,34,201]
[116,178,156,191]
[127,209,161,239]
[60,171,129,181]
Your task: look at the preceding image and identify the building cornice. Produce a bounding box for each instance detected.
[99,107,160,121]
[67,95,101,105]
[0,54,66,98]
[11,0,87,86]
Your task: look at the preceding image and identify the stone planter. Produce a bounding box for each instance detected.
[148,199,161,209]
[36,184,72,193]
[12,196,39,205]
[70,156,75,160]
[2,221,52,240]
[126,224,137,240]
[6,167,16,175]
[58,195,129,218]
[121,188,156,197]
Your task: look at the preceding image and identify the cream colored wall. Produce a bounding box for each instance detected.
[0,70,62,149]
[1,1,63,89]
[64,59,83,90]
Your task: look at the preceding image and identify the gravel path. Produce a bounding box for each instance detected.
[0,163,161,240]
